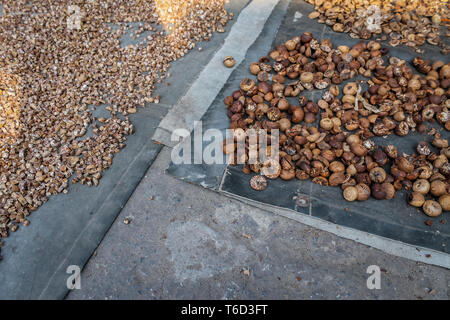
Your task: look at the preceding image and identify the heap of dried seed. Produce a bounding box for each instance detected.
[0,1,231,241]
[223,32,449,217]
[306,0,449,54]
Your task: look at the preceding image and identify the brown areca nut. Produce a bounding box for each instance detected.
[355,173,371,185]
[278,118,291,131]
[312,176,329,186]
[329,172,347,186]
[439,194,450,211]
[384,145,398,159]
[249,62,260,75]
[417,141,431,155]
[250,175,267,191]
[319,118,333,130]
[372,149,388,166]
[262,159,281,179]
[257,71,269,82]
[356,183,371,201]
[300,32,313,43]
[417,166,433,180]
[346,164,357,176]
[412,179,430,195]
[295,169,309,180]
[396,156,414,173]
[432,134,448,149]
[257,81,272,94]
[277,98,290,111]
[267,107,281,121]
[422,200,442,217]
[434,155,448,169]
[223,56,235,68]
[291,107,304,123]
[350,143,367,157]
[430,180,447,197]
[408,192,425,207]
[381,183,396,199]
[329,161,345,173]
[402,179,413,191]
[343,186,358,202]
[341,178,356,190]
[285,39,296,51]
[300,72,314,83]
[369,167,387,183]
[240,78,255,91]
[395,122,409,136]
[224,96,234,106]
[304,112,316,124]
[346,134,360,145]
[371,183,387,200]
[280,169,295,180]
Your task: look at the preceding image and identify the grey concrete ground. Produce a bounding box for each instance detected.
[2,0,448,300]
[68,147,450,300]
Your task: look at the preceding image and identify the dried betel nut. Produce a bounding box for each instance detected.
[223,56,236,68]
[250,175,268,191]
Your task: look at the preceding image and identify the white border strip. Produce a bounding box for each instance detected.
[152,0,280,146]
[221,190,450,269]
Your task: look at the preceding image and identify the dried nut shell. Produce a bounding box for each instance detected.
[262,159,281,179]
[369,167,387,183]
[343,82,358,95]
[412,179,430,195]
[285,39,296,51]
[296,169,310,180]
[385,145,398,159]
[312,176,329,186]
[416,141,431,155]
[439,194,450,211]
[397,156,414,173]
[381,183,396,200]
[329,172,346,186]
[430,180,447,197]
[249,63,260,75]
[329,161,345,173]
[343,186,358,202]
[408,192,425,207]
[417,166,432,180]
[308,11,320,19]
[280,169,296,180]
[240,78,255,91]
[371,183,387,200]
[320,118,334,130]
[250,175,268,191]
[422,200,442,217]
[432,135,448,149]
[372,149,388,166]
[356,183,371,201]
[432,14,441,25]
[278,118,292,131]
[223,56,236,68]
[351,143,367,157]
[300,72,314,83]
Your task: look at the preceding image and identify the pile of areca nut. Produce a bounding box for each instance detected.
[222,30,449,219]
